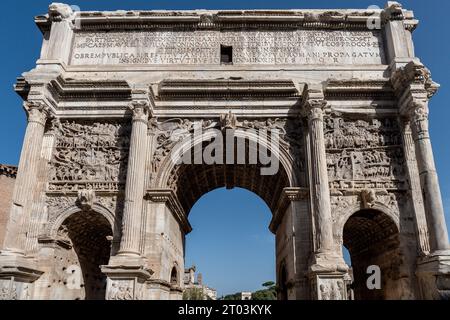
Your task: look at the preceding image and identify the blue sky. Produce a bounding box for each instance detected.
[0,1,449,296]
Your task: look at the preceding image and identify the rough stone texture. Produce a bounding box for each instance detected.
[0,165,16,250]
[0,2,449,300]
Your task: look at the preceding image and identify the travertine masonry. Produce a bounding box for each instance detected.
[0,2,449,300]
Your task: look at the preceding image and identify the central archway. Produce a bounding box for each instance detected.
[147,119,307,300]
[185,187,275,298]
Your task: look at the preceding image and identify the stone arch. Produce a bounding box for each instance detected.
[170,265,179,286]
[334,201,400,247]
[341,207,403,300]
[154,126,300,190]
[52,207,114,300]
[146,124,301,300]
[47,204,119,241]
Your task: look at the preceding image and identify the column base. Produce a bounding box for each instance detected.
[0,254,44,300]
[309,251,348,273]
[416,253,450,300]
[101,255,154,300]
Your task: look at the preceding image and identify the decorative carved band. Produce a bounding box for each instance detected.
[35,7,416,33]
[24,101,51,126]
[129,100,152,124]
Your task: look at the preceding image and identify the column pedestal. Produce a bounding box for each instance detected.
[102,255,153,300]
[0,255,43,300]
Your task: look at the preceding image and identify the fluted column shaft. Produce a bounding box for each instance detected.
[118,101,151,256]
[401,120,430,254]
[307,101,334,253]
[3,102,49,253]
[409,101,449,253]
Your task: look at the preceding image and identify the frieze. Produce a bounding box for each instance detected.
[325,116,405,186]
[47,120,130,193]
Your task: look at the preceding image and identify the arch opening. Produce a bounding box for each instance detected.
[343,208,400,300]
[57,210,112,300]
[171,266,179,286]
[158,129,298,299]
[185,187,276,299]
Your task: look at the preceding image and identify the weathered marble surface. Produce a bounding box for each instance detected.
[0,2,449,301]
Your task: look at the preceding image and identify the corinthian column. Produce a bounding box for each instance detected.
[409,101,449,253]
[306,98,335,255]
[117,99,152,256]
[3,101,50,254]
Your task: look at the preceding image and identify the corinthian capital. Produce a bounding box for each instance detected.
[409,100,430,139]
[391,60,440,99]
[305,99,327,121]
[129,100,152,123]
[411,101,429,121]
[24,101,51,126]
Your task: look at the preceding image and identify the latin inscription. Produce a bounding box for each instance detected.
[70,30,385,65]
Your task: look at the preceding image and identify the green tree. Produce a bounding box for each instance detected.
[183,287,205,300]
[252,281,277,300]
[222,292,241,300]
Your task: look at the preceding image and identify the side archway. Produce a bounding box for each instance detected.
[45,206,114,300]
[342,208,401,300]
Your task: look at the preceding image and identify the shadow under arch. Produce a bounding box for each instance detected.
[48,204,119,241]
[342,208,401,300]
[153,127,297,215]
[48,205,116,300]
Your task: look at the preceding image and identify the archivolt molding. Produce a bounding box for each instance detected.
[150,116,303,190]
[331,189,402,243]
[43,195,121,241]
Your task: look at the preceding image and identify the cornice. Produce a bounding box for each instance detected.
[158,79,300,101]
[34,8,392,32]
[390,60,440,114]
[324,79,394,101]
[47,76,131,102]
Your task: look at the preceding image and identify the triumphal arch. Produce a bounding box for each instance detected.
[0,2,449,300]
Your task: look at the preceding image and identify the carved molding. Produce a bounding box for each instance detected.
[35,9,399,32]
[391,60,440,111]
[24,101,51,126]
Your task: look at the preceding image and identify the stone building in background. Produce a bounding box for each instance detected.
[0,2,449,300]
[183,266,217,300]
